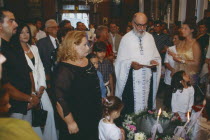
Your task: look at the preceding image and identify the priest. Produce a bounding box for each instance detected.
[115,12,161,114]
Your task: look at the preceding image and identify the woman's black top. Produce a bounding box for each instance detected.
[53,61,102,140]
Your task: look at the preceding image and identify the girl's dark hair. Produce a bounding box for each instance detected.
[92,41,107,52]
[182,21,197,38]
[86,53,97,59]
[0,88,7,99]
[171,70,191,93]
[102,96,124,119]
[10,23,32,47]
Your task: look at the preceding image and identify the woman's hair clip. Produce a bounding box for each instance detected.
[105,98,111,104]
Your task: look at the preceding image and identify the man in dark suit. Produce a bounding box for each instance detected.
[37,19,59,88]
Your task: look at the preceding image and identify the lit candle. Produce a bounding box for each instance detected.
[186,100,206,134]
[183,112,190,129]
[152,108,163,140]
[156,108,162,124]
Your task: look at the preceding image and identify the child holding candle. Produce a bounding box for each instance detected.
[171,70,194,122]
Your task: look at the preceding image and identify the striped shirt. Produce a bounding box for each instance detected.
[98,59,114,83]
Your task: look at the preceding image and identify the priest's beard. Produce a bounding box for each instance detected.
[133,27,146,38]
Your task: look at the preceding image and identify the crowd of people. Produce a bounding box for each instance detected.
[0,7,210,140]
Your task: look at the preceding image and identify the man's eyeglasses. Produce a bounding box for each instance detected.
[134,21,147,28]
[48,26,59,29]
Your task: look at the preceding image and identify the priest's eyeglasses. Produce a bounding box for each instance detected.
[134,21,147,28]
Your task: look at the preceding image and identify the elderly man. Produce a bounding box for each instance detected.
[37,19,59,88]
[115,12,161,114]
[108,23,122,54]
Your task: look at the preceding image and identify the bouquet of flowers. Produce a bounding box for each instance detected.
[122,110,182,140]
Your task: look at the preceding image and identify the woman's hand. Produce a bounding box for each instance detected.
[30,94,40,107]
[168,49,176,57]
[56,102,79,134]
[67,121,79,134]
[37,86,45,98]
[173,55,183,63]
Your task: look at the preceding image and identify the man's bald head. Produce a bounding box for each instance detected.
[132,12,148,23]
[132,12,148,37]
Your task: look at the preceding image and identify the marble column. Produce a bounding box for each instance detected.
[154,0,159,20]
[178,0,187,23]
[196,0,208,22]
[139,0,144,12]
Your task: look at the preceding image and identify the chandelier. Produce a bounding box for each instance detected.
[113,0,121,5]
[86,0,103,5]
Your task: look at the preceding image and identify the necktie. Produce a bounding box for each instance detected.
[55,39,59,48]
[51,39,59,72]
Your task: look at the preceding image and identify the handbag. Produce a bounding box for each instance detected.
[32,101,48,127]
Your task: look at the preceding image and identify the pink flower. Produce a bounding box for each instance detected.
[127,124,136,131]
[148,110,154,114]
[147,138,152,140]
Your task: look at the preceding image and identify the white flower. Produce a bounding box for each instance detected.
[134,132,146,140]
[162,111,169,118]
[127,131,135,140]
[163,136,172,140]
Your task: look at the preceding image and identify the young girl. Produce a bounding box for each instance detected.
[171,70,194,122]
[99,96,125,140]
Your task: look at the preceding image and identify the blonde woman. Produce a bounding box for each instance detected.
[54,31,102,140]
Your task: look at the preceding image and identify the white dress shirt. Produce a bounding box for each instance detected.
[110,33,116,52]
[36,30,46,40]
[49,35,58,49]
[164,46,176,85]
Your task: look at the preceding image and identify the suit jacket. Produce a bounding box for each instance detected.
[25,45,46,91]
[36,36,55,75]
[108,33,122,52]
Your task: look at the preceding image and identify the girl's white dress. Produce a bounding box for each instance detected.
[99,118,122,140]
[171,86,194,121]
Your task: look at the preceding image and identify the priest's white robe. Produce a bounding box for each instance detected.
[115,31,161,113]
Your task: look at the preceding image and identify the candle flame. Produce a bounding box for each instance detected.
[158,108,162,116]
[203,99,206,106]
[187,112,190,121]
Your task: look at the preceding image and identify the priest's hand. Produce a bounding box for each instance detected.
[150,60,159,66]
[131,62,143,70]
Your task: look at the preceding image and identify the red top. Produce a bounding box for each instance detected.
[106,43,113,57]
